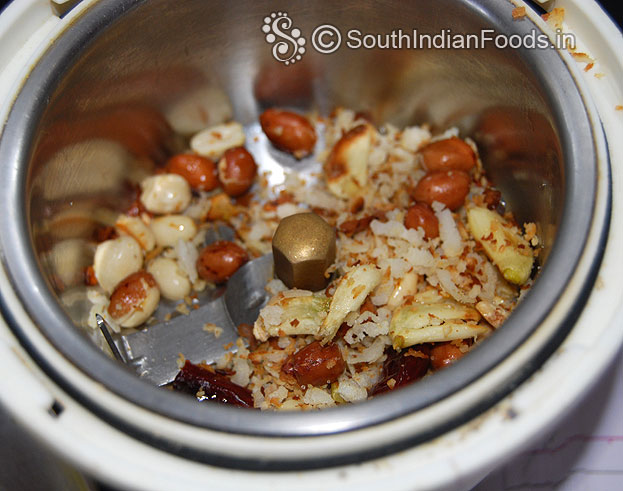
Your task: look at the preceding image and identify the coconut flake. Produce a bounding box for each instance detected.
[400,126,432,152]
[175,239,199,283]
[335,376,368,402]
[345,336,389,364]
[303,387,335,407]
[437,269,478,304]
[231,356,252,387]
[405,247,435,268]
[432,202,462,257]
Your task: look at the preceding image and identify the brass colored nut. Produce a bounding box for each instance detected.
[272,213,336,291]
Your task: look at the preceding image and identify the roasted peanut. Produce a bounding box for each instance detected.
[430,342,466,370]
[404,202,439,239]
[150,214,197,248]
[259,109,316,158]
[115,215,155,251]
[147,257,191,301]
[420,137,476,172]
[140,174,191,214]
[166,153,218,191]
[217,147,257,197]
[411,170,471,211]
[282,341,345,387]
[190,122,246,159]
[196,241,249,283]
[107,270,160,328]
[93,236,143,293]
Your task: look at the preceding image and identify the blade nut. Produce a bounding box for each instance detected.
[272,213,336,291]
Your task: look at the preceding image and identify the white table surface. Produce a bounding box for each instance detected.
[474,345,623,490]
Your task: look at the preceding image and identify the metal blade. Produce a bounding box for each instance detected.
[119,253,273,386]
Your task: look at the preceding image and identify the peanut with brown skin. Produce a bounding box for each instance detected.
[420,137,476,172]
[166,153,219,191]
[282,341,345,386]
[430,342,465,370]
[411,170,471,211]
[404,202,439,239]
[218,147,257,197]
[196,241,249,283]
[259,109,317,158]
[108,271,157,320]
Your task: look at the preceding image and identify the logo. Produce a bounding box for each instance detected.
[262,12,306,65]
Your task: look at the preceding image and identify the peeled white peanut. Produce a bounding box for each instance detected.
[147,257,191,301]
[107,271,160,328]
[140,174,191,214]
[93,236,143,293]
[115,215,155,251]
[190,122,245,159]
[150,215,197,248]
